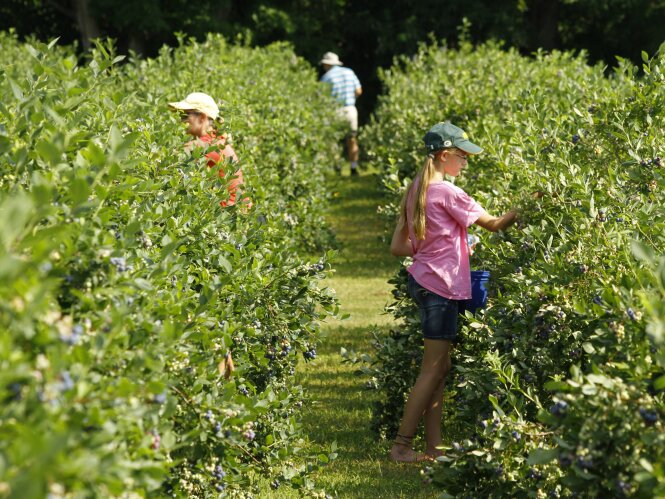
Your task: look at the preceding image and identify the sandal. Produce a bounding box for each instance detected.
[389,433,427,463]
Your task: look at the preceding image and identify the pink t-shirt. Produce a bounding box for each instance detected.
[406,180,485,300]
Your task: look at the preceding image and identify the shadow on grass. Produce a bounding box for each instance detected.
[326,174,397,278]
[298,325,435,499]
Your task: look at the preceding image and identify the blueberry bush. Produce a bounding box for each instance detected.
[0,31,343,497]
[360,40,665,497]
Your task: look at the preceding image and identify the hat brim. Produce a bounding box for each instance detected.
[456,140,483,155]
[168,101,222,122]
[320,59,342,66]
[168,101,191,111]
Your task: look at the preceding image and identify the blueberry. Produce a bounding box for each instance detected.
[204,410,213,420]
[153,392,167,404]
[238,386,249,396]
[626,308,637,321]
[511,431,520,441]
[214,422,222,433]
[527,468,542,480]
[615,480,631,496]
[270,480,280,489]
[60,371,74,391]
[8,382,22,401]
[572,134,580,144]
[549,401,568,417]
[110,257,129,272]
[639,408,658,426]
[592,296,603,305]
[654,157,662,167]
[576,457,593,470]
[558,452,573,467]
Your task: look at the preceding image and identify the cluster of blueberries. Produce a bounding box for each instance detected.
[639,157,662,167]
[211,464,226,492]
[549,400,568,417]
[60,324,84,345]
[110,256,132,273]
[302,348,317,360]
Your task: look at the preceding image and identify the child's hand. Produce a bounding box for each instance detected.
[467,234,479,256]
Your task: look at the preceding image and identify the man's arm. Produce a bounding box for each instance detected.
[355,87,362,98]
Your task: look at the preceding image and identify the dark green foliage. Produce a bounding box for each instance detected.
[362,40,665,497]
[0,32,342,496]
[3,1,665,122]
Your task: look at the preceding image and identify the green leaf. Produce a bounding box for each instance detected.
[70,177,91,205]
[527,448,558,465]
[581,342,595,354]
[36,139,62,165]
[133,278,153,291]
[543,381,571,392]
[654,374,665,391]
[631,240,655,264]
[218,255,232,273]
[7,78,24,100]
[0,193,33,250]
[488,395,504,416]
[0,136,11,155]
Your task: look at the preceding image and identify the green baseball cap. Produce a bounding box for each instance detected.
[423,122,483,155]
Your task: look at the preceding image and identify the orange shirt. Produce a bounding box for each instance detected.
[188,133,251,208]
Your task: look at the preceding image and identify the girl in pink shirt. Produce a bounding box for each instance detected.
[389,122,517,462]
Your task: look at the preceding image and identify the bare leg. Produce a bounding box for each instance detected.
[346,135,359,162]
[389,339,452,462]
[424,352,451,457]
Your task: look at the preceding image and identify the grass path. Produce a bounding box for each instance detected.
[296,173,436,498]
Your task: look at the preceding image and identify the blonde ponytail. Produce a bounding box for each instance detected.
[401,155,437,241]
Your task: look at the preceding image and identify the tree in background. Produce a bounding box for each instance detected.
[2,0,664,118]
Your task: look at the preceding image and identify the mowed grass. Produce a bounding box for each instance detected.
[256,172,437,498]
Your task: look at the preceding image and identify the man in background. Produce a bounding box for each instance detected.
[320,52,362,176]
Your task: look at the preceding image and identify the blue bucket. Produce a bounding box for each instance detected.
[464,270,490,314]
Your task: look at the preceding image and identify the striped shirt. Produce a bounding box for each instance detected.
[320,66,361,107]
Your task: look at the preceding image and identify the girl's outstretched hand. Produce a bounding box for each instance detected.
[475,209,518,232]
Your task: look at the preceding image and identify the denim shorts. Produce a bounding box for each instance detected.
[407,274,460,341]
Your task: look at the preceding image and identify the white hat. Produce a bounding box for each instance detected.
[320,52,342,66]
[169,92,220,121]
